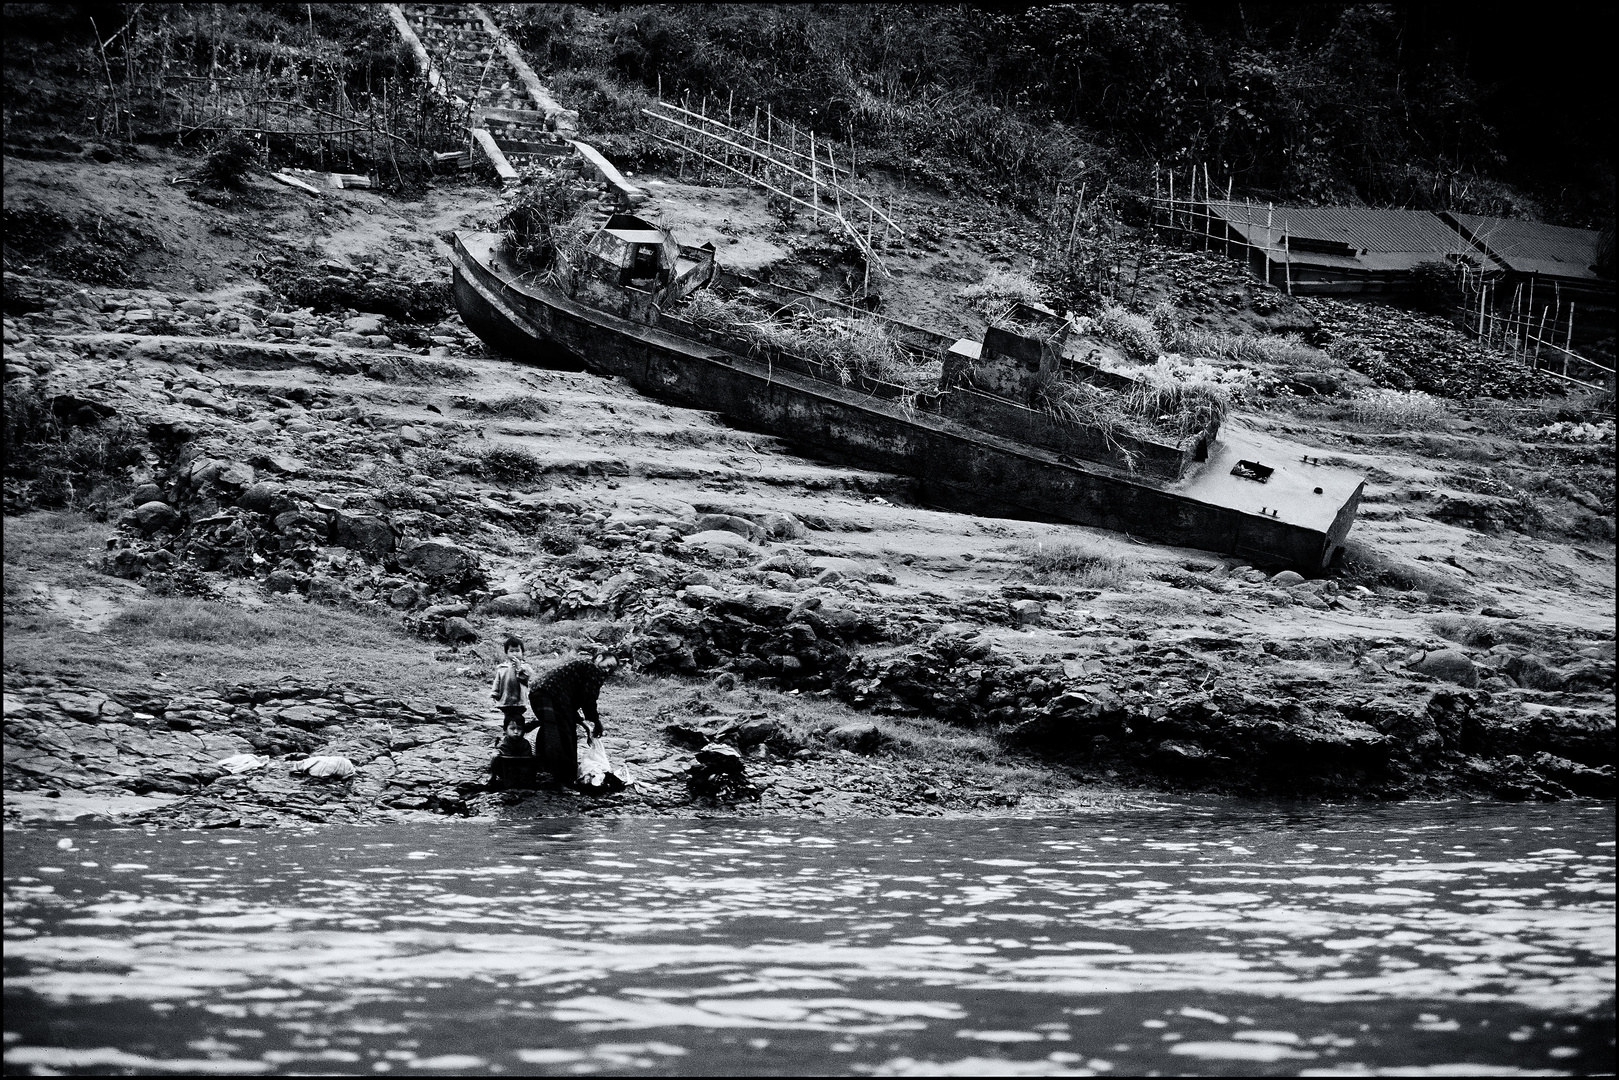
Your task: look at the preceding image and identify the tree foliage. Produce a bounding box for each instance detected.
[504,3,1608,224]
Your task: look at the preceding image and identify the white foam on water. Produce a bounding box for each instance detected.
[1171,1040,1318,1061]
[1,1046,270,1073]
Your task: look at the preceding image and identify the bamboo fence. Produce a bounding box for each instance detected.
[639,96,905,289]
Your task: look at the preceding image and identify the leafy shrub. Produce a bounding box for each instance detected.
[1350,388,1450,429]
[1409,259,1465,317]
[766,191,799,230]
[3,383,145,511]
[202,131,260,188]
[480,444,548,487]
[539,524,582,555]
[1092,303,1163,362]
[500,169,594,271]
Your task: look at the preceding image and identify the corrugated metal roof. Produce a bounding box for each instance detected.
[1442,213,1603,282]
[1205,201,1501,274]
[1208,201,1472,254]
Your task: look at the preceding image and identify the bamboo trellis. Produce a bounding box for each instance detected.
[640,98,905,280]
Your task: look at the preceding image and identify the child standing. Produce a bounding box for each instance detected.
[489,636,537,787]
[490,635,534,743]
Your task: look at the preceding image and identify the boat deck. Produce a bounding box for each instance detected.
[452,231,1364,569]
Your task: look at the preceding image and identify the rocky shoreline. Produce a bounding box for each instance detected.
[2,673,1149,829]
[4,157,1613,827]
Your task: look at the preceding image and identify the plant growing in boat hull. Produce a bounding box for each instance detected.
[500,171,592,270]
[676,291,940,391]
[1124,360,1231,447]
[1030,371,1140,472]
[1029,359,1232,469]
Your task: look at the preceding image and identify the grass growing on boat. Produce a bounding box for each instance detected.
[676,291,939,390]
[1121,358,1233,446]
[1032,358,1231,463]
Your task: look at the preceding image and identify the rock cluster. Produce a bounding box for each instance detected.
[2,675,479,827]
[2,273,470,361]
[831,627,1614,800]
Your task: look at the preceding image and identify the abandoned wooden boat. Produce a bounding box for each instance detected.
[450,215,1364,571]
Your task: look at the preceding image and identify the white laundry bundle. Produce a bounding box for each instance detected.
[216,754,271,775]
[291,755,356,779]
[577,737,628,790]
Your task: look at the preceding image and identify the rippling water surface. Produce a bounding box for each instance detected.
[4,802,1614,1076]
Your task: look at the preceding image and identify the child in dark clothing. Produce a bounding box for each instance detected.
[489,636,536,786]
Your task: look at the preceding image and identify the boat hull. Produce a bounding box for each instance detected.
[451,233,1361,571]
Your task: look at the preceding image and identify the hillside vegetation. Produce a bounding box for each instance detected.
[507,3,1612,227]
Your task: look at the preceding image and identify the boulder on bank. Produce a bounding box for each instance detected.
[481,593,533,617]
[1410,649,1479,688]
[129,500,179,534]
[398,538,481,587]
[683,529,756,555]
[1503,652,1564,691]
[826,722,887,754]
[440,616,478,643]
[330,511,396,558]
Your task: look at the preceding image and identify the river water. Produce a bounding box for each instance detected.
[4,802,1613,1076]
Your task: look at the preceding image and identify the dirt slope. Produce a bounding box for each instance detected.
[3,136,1614,829]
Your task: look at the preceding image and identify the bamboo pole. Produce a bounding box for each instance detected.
[1203,162,1211,251]
[1525,275,1536,354]
[1265,203,1274,286]
[642,129,887,275]
[677,92,688,180]
[1284,227,1292,295]
[640,106,904,233]
[864,198,873,297]
[699,94,709,182]
[827,141,842,221]
[810,129,819,224]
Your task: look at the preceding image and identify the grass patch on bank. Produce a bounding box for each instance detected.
[1009,538,1138,588]
[3,511,105,568]
[480,444,548,487]
[4,590,472,703]
[1350,388,1451,430]
[3,511,114,598]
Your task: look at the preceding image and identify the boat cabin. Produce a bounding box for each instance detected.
[946,302,1070,402]
[570,214,717,320]
[585,215,681,288]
